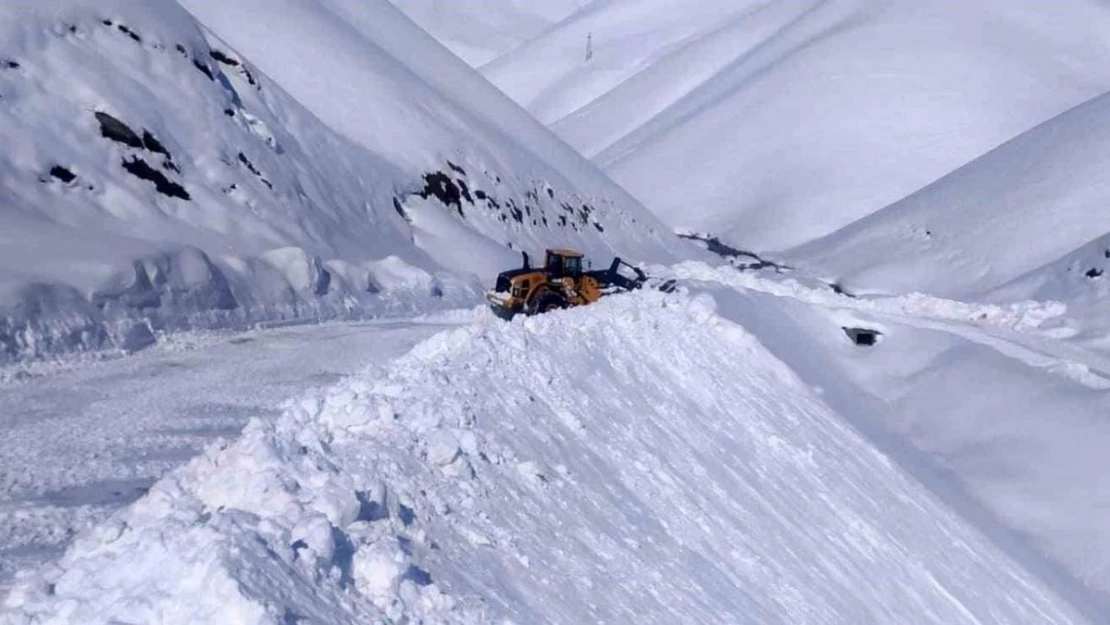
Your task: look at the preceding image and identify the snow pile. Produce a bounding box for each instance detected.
[0,0,685,363]
[442,0,1110,252]
[671,268,1110,612]
[5,289,1086,624]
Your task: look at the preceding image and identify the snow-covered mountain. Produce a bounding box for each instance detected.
[388,0,591,66]
[412,0,1110,255]
[0,0,683,363]
[790,89,1110,331]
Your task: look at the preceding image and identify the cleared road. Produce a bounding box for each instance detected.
[0,319,458,590]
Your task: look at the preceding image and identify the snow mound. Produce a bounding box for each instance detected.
[5,288,1084,624]
[471,0,1110,251]
[0,0,685,363]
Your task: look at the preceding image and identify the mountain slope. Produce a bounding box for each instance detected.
[789,90,1110,310]
[472,0,1110,252]
[0,0,683,363]
[387,0,591,66]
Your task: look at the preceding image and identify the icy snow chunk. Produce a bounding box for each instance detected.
[303,476,361,529]
[425,431,460,466]
[425,431,474,479]
[291,514,336,564]
[516,460,547,486]
[259,247,331,297]
[352,543,407,608]
[366,256,438,295]
[555,408,585,433]
[458,430,479,456]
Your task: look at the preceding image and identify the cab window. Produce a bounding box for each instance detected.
[564,256,582,275]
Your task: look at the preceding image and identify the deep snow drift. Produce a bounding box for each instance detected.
[425,0,1110,253]
[0,0,684,363]
[4,289,1088,624]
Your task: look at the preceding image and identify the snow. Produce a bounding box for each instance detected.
[3,283,1093,624]
[449,0,1110,252]
[387,0,592,67]
[7,1,1110,622]
[788,89,1110,338]
[657,262,1110,614]
[0,0,687,364]
[0,318,460,592]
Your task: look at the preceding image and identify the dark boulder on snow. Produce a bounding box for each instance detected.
[122,157,190,200]
[49,165,77,183]
[843,327,881,346]
[95,112,144,149]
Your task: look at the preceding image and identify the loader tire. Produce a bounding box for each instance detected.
[528,291,567,315]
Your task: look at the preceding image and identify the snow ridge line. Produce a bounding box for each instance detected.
[3,289,1087,624]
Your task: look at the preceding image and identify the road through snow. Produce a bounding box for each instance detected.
[4,289,1091,624]
[0,318,459,591]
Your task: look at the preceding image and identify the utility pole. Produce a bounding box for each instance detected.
[586,32,594,62]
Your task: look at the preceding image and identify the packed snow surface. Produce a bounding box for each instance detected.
[0,318,458,590]
[4,285,1092,624]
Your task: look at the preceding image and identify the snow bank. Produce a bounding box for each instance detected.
[665,261,1066,333]
[5,289,1084,624]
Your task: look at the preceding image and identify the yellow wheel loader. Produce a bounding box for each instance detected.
[486,248,670,320]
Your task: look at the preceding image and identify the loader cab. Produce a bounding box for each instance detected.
[545,249,583,278]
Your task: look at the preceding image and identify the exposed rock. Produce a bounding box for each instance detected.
[122,157,190,200]
[843,327,881,346]
[49,165,76,183]
[95,112,143,149]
